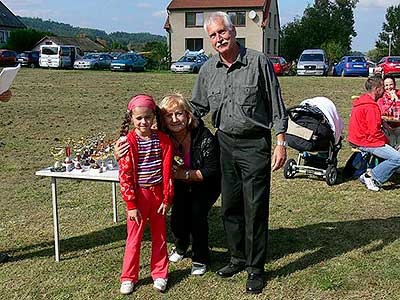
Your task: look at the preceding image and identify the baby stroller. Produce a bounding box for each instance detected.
[283,97,344,185]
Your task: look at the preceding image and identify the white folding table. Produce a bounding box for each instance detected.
[35,167,120,262]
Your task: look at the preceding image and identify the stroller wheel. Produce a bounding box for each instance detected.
[284,159,297,179]
[325,165,338,185]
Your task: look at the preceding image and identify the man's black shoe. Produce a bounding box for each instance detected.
[0,253,10,264]
[246,273,264,294]
[216,262,245,277]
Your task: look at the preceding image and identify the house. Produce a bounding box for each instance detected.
[31,36,107,53]
[164,0,280,62]
[0,1,26,44]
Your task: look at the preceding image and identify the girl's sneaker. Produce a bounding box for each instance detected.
[153,278,168,292]
[120,281,135,295]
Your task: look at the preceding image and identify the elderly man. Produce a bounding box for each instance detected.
[348,76,400,191]
[190,12,288,294]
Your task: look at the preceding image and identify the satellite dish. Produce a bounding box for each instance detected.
[249,10,257,20]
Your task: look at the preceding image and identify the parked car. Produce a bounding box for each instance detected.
[170,50,208,73]
[297,49,328,76]
[73,53,113,70]
[17,51,40,68]
[39,45,83,68]
[367,61,376,77]
[0,49,17,67]
[110,52,146,71]
[374,56,400,78]
[269,56,290,76]
[332,56,369,77]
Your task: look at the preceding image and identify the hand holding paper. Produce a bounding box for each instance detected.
[0,64,20,95]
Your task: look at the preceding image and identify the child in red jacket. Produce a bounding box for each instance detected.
[118,94,174,294]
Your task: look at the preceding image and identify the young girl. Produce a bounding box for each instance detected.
[118,94,174,294]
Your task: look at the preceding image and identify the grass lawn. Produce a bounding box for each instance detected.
[1,68,400,300]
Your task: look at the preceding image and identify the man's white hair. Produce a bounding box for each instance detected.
[203,11,233,33]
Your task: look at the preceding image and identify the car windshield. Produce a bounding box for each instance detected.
[83,54,99,59]
[18,53,29,58]
[349,57,366,63]
[388,57,400,63]
[300,54,324,62]
[118,54,132,60]
[178,56,196,63]
[41,47,58,55]
[270,58,279,64]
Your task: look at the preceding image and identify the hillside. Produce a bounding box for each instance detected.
[18,16,166,49]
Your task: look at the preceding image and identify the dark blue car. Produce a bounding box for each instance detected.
[333,56,369,77]
[110,52,146,72]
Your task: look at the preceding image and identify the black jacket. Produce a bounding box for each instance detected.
[174,121,221,207]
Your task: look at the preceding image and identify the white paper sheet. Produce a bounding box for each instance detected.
[0,64,21,95]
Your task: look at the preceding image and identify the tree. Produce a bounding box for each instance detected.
[280,0,359,62]
[4,28,47,52]
[366,48,386,62]
[375,4,400,56]
[141,41,169,70]
[321,40,345,72]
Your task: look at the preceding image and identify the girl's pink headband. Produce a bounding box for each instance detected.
[127,95,156,112]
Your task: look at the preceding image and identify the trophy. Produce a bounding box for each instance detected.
[49,146,65,172]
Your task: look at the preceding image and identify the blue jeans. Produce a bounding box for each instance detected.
[358,144,400,185]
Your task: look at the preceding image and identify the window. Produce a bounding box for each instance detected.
[268,12,271,28]
[0,31,5,43]
[273,39,277,54]
[274,15,278,30]
[228,11,245,26]
[186,38,203,51]
[267,38,271,54]
[186,12,203,27]
[41,46,58,55]
[236,38,245,48]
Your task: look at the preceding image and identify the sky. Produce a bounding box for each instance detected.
[3,0,399,52]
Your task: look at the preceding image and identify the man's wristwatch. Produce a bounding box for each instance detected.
[184,170,190,180]
[276,140,288,147]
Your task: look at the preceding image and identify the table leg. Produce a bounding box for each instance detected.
[112,182,118,223]
[51,177,60,262]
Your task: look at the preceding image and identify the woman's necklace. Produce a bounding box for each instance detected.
[172,130,190,154]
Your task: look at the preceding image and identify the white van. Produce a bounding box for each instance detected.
[297,49,328,76]
[39,45,83,68]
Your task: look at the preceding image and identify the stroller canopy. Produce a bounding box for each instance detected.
[300,97,344,145]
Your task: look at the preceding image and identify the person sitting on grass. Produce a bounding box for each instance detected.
[118,94,174,295]
[377,76,400,147]
[348,76,400,191]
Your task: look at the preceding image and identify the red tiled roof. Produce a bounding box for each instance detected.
[167,0,267,10]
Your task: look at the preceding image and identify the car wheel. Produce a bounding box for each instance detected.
[128,66,134,72]
[29,63,35,68]
[193,67,199,74]
[93,64,99,70]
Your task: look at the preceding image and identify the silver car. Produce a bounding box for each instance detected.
[73,53,113,70]
[171,50,208,73]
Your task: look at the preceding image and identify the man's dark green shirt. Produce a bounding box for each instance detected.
[191,46,288,137]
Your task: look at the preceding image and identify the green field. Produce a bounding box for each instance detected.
[1,69,399,300]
